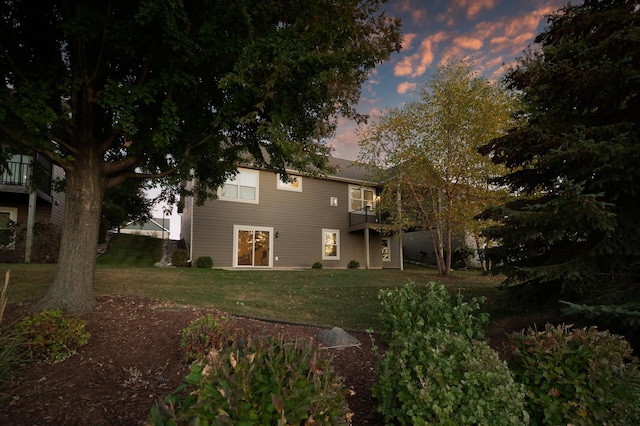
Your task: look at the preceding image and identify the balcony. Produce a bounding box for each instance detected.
[1,154,53,199]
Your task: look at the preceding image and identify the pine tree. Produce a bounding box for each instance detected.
[479,0,640,304]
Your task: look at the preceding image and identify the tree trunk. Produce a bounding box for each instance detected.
[430,227,446,275]
[33,150,105,313]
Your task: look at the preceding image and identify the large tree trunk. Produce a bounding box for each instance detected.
[33,150,105,313]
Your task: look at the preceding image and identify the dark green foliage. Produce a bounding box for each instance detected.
[194,256,212,269]
[149,336,352,425]
[13,310,90,362]
[509,324,640,425]
[372,282,528,425]
[479,0,640,305]
[347,260,360,269]
[29,222,61,263]
[170,249,189,267]
[0,220,16,249]
[312,261,323,269]
[102,180,153,232]
[179,314,229,362]
[377,281,489,342]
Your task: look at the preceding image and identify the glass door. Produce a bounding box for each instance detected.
[234,226,273,267]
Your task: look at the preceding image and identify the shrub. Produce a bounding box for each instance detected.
[509,324,640,425]
[149,336,352,425]
[347,260,360,269]
[171,248,189,267]
[372,281,528,425]
[14,310,91,362]
[377,281,489,342]
[194,256,213,269]
[180,314,229,362]
[312,261,323,269]
[374,330,529,425]
[31,221,61,263]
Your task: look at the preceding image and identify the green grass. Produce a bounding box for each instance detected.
[1,234,509,332]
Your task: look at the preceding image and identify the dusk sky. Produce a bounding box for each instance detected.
[328,0,568,160]
[160,0,569,234]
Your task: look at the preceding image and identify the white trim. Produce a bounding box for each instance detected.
[322,228,340,260]
[348,184,376,212]
[219,168,260,204]
[232,224,274,268]
[276,174,302,192]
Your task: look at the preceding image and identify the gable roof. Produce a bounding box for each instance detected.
[123,217,169,232]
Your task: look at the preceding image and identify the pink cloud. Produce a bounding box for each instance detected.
[402,33,417,50]
[454,36,483,50]
[394,31,449,78]
[397,81,417,95]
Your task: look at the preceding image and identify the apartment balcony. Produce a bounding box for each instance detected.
[0,154,53,202]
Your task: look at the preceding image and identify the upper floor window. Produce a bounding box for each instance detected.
[349,185,376,212]
[220,168,259,203]
[276,174,302,192]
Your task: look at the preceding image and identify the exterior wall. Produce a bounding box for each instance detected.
[187,170,401,269]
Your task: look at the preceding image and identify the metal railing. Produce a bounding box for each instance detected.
[1,155,52,195]
[349,206,381,227]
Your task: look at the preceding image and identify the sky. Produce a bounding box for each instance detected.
[155,0,568,237]
[327,0,567,161]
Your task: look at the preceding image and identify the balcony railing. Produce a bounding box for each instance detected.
[1,155,52,195]
[349,206,382,227]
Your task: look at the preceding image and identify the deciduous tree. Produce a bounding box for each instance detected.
[359,59,516,274]
[0,0,401,312]
[478,0,640,305]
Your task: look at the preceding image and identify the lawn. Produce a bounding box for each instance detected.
[1,234,509,332]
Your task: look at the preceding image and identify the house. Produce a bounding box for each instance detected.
[120,217,170,239]
[180,156,402,269]
[0,152,66,262]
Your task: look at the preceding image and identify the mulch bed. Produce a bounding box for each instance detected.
[0,295,559,425]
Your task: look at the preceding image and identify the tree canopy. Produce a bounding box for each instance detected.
[0,0,401,312]
[358,59,517,274]
[478,0,640,304]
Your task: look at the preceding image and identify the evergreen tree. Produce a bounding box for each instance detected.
[479,0,640,304]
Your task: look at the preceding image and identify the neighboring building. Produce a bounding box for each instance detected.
[0,152,66,262]
[180,157,402,269]
[120,217,170,239]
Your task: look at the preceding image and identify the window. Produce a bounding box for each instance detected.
[220,168,259,203]
[382,238,391,262]
[0,207,18,249]
[349,185,376,211]
[277,174,302,192]
[233,225,273,267]
[322,229,340,260]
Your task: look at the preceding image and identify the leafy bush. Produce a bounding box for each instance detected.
[31,221,61,263]
[194,256,213,268]
[347,260,360,269]
[509,324,640,425]
[372,281,528,425]
[312,261,323,269]
[378,281,489,342]
[171,248,189,267]
[149,336,352,425]
[180,314,229,362]
[375,330,529,425]
[14,310,90,362]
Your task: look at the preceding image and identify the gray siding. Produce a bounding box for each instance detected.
[189,169,401,269]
